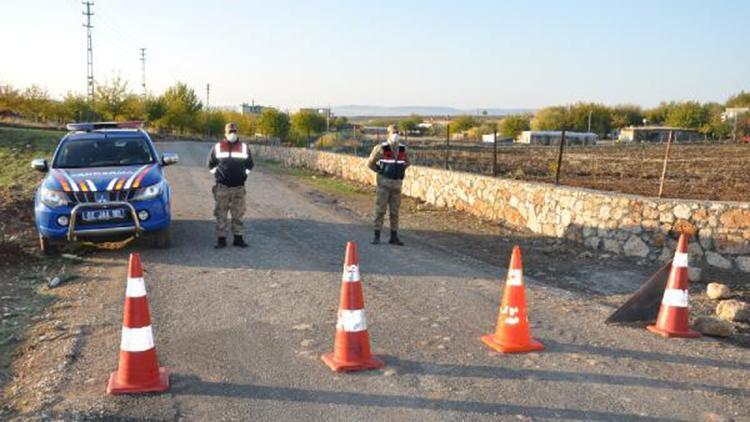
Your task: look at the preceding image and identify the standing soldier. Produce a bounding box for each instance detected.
[208,122,254,248]
[367,124,410,245]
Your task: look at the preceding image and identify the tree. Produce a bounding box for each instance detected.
[257,108,290,140]
[61,93,96,122]
[93,77,134,121]
[664,101,708,129]
[144,95,167,123]
[644,102,671,125]
[0,84,22,111]
[291,110,326,140]
[398,114,422,133]
[566,103,612,135]
[200,109,227,136]
[159,82,202,133]
[450,115,479,133]
[331,116,348,131]
[531,106,570,130]
[19,85,54,122]
[726,91,750,108]
[499,114,531,138]
[610,105,644,129]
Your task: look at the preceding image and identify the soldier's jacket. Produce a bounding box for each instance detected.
[367,141,410,189]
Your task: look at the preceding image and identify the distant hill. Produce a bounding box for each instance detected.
[331,105,532,117]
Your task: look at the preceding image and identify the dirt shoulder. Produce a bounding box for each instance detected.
[260,160,750,348]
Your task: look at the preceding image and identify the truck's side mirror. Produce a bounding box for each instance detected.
[161,153,179,166]
[31,158,48,172]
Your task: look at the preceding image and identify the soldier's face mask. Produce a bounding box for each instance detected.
[226,131,238,142]
[389,133,400,144]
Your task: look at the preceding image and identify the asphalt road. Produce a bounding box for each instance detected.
[59,141,750,421]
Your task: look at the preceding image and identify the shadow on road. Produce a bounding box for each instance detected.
[542,339,750,371]
[384,356,749,398]
[169,374,679,421]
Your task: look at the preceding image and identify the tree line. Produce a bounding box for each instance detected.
[0,80,347,144]
[2,80,749,142]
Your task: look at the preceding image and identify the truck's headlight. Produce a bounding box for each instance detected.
[40,187,69,208]
[132,181,164,201]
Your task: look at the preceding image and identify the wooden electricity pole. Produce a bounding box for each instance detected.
[554,130,567,185]
[657,130,674,198]
[492,130,498,176]
[444,124,451,170]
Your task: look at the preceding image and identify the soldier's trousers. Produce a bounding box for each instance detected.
[374,184,401,231]
[213,184,246,237]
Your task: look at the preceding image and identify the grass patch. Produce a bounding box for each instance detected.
[258,159,368,196]
[0,127,65,192]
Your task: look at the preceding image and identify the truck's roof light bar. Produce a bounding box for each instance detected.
[66,121,146,132]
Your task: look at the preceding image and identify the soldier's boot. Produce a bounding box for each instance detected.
[389,230,404,246]
[233,235,249,248]
[371,230,381,245]
[215,237,227,249]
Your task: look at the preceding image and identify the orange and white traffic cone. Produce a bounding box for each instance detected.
[321,242,384,372]
[647,234,701,338]
[107,253,169,394]
[481,246,544,353]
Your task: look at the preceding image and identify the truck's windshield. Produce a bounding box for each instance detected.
[53,137,155,168]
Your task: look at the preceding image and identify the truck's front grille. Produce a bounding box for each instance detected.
[66,189,135,204]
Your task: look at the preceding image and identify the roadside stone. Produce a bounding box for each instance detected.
[735,256,750,273]
[688,267,702,282]
[706,282,731,300]
[692,316,735,337]
[602,239,622,254]
[623,236,649,257]
[673,204,691,220]
[705,252,732,270]
[716,299,750,322]
[687,242,703,260]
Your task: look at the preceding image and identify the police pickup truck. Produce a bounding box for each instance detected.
[31,122,178,254]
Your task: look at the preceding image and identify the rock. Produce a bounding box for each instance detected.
[60,253,83,262]
[673,204,691,220]
[602,239,622,254]
[688,267,702,282]
[623,236,649,257]
[716,299,750,322]
[48,277,61,288]
[687,242,703,260]
[736,256,750,273]
[705,252,732,270]
[693,317,735,337]
[719,209,750,229]
[706,282,731,300]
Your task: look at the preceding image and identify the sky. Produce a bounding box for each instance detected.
[1,0,749,110]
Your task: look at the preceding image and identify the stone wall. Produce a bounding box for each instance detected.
[251,145,750,272]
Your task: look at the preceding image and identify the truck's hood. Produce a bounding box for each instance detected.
[44,164,161,193]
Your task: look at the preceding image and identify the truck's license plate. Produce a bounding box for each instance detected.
[81,209,126,222]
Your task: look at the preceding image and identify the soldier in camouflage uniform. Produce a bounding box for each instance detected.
[367,124,410,245]
[208,123,254,248]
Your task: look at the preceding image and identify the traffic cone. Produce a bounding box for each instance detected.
[107,253,169,394]
[647,234,701,338]
[481,246,544,353]
[321,242,384,372]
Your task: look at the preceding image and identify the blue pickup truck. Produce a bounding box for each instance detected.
[31,122,179,255]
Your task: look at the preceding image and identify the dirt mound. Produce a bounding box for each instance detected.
[0,188,36,264]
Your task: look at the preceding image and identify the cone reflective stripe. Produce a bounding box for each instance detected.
[322,242,384,372]
[481,246,544,354]
[107,253,169,394]
[647,234,701,338]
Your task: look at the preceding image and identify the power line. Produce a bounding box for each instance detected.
[140,47,146,96]
[82,1,95,101]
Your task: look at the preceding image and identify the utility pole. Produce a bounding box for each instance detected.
[587,110,593,133]
[140,47,146,97]
[82,1,95,102]
[206,83,210,109]
[657,130,674,198]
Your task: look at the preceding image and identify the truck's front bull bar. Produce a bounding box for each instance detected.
[67,201,141,241]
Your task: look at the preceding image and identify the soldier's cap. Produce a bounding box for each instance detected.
[225,123,237,133]
[387,124,397,133]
